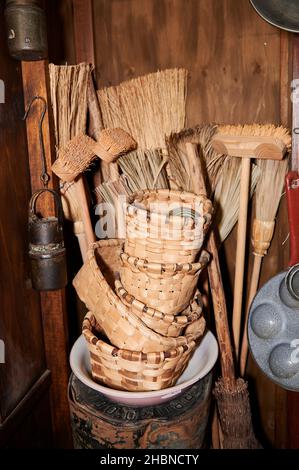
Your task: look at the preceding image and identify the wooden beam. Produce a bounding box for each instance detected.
[21,60,72,449]
[73,0,95,64]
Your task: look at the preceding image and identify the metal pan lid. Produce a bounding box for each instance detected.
[250,0,299,33]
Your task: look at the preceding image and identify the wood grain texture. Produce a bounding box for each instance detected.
[0,4,47,425]
[73,0,95,64]
[92,0,290,448]
[46,0,76,65]
[0,371,52,447]
[93,0,281,125]
[22,60,72,448]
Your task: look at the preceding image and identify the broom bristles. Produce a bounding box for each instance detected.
[99,128,137,156]
[255,158,288,221]
[118,148,169,192]
[218,123,291,150]
[97,68,188,150]
[214,158,260,242]
[52,134,96,182]
[167,125,225,194]
[49,63,91,149]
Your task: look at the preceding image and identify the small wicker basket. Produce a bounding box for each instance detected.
[73,240,203,353]
[120,250,210,316]
[82,312,198,392]
[125,189,213,263]
[115,279,206,337]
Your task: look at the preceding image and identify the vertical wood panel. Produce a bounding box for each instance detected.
[92,0,289,447]
[22,60,72,448]
[0,4,46,422]
[73,0,95,64]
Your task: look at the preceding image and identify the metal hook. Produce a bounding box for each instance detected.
[23,96,50,187]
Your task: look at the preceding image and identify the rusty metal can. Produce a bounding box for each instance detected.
[29,189,67,291]
[4,0,48,61]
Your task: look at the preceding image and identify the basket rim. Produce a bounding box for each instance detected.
[114,279,203,324]
[82,312,196,362]
[127,188,212,206]
[120,250,210,275]
[83,239,199,348]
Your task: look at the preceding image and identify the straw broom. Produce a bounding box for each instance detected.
[98,69,187,150]
[49,63,91,257]
[214,157,260,242]
[167,126,260,243]
[240,158,289,376]
[215,125,291,359]
[96,68,187,186]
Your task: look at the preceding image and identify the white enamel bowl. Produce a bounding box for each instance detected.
[70,331,218,407]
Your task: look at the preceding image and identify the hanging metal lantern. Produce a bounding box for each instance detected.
[4,0,48,61]
[29,189,67,291]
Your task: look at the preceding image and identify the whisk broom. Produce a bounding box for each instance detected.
[52,130,136,257]
[239,158,289,376]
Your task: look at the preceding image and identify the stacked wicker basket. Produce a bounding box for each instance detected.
[73,189,213,392]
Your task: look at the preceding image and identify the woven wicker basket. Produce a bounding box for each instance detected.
[115,279,205,337]
[83,312,198,392]
[120,250,210,316]
[124,237,201,263]
[125,189,213,263]
[73,240,203,353]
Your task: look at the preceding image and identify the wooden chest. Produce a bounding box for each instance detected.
[68,372,213,449]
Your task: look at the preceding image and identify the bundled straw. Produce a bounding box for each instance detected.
[167,126,260,243]
[49,63,91,149]
[97,69,188,150]
[254,158,289,225]
[240,157,288,375]
[167,125,224,193]
[118,148,169,192]
[214,157,260,242]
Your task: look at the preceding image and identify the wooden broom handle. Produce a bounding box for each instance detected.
[74,176,96,250]
[232,157,251,359]
[240,254,262,376]
[185,143,235,383]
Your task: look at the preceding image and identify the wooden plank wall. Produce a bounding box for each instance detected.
[91,0,291,448]
[0,3,53,447]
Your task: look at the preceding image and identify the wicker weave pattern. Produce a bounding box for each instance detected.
[83,312,197,391]
[120,251,209,315]
[73,240,203,352]
[124,237,201,263]
[115,280,205,337]
[125,189,213,263]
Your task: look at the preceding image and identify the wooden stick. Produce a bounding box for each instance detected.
[185,143,235,384]
[73,177,96,250]
[232,157,251,359]
[22,60,72,448]
[240,254,262,376]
